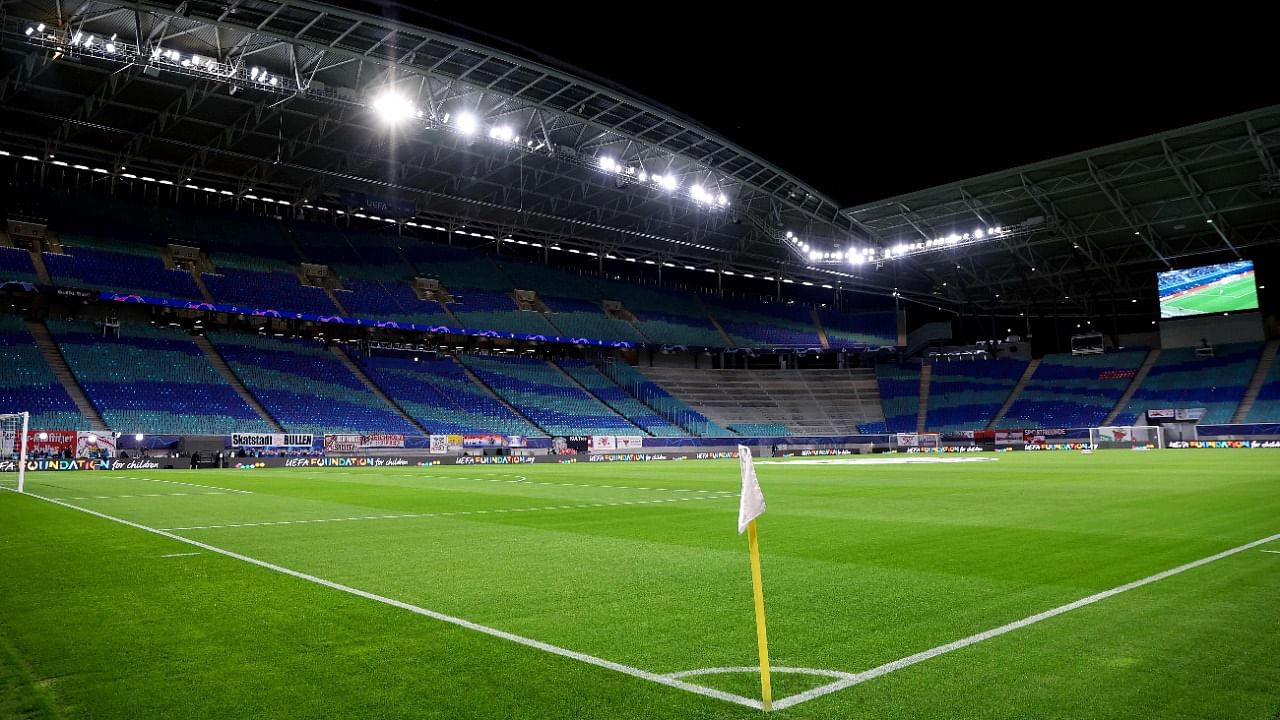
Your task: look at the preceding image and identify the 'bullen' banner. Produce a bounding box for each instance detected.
[233,433,314,448]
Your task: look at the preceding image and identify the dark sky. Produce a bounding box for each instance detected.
[369,5,1275,207]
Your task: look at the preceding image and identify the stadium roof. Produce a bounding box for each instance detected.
[1,2,1277,316]
[842,106,1280,315]
[0,0,865,283]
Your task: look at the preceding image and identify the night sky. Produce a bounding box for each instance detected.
[365,5,1276,208]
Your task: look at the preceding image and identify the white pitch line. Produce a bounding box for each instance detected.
[1261,550,1280,555]
[0,487,762,710]
[111,476,252,494]
[159,494,738,531]
[54,491,231,501]
[769,530,1280,711]
[160,552,201,558]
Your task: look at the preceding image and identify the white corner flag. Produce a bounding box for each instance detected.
[737,444,773,710]
[737,444,766,535]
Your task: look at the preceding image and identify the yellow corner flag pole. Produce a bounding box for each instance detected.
[746,518,773,711]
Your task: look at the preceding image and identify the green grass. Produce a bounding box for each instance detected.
[1,451,1279,718]
[1161,275,1259,316]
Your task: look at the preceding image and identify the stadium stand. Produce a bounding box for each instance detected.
[348,352,543,435]
[202,256,340,316]
[458,354,642,436]
[556,360,687,437]
[925,359,1029,432]
[1113,343,1261,425]
[338,279,454,325]
[208,332,418,435]
[0,315,87,429]
[596,281,725,346]
[542,296,644,342]
[44,241,202,300]
[448,288,559,335]
[47,320,274,435]
[637,367,884,435]
[0,246,39,284]
[876,365,921,433]
[1000,349,1149,429]
[819,309,897,348]
[1245,352,1280,423]
[597,362,730,436]
[702,296,820,347]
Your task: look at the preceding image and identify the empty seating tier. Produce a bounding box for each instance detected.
[1001,350,1149,429]
[1114,343,1260,425]
[926,359,1029,432]
[0,315,86,429]
[459,354,641,436]
[209,332,418,435]
[48,320,273,435]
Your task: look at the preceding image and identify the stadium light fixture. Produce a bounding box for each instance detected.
[456,112,479,135]
[371,90,417,123]
[135,434,144,441]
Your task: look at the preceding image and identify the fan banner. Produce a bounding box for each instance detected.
[615,436,644,450]
[76,431,116,458]
[429,435,450,455]
[233,433,314,448]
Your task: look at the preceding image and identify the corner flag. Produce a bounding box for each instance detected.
[738,444,766,535]
[737,445,773,711]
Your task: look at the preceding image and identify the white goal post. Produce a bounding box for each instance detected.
[1089,425,1165,450]
[894,432,941,450]
[1,412,29,492]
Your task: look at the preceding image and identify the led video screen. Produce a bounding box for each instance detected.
[1158,260,1258,318]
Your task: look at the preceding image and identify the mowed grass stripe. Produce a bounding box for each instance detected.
[2,451,1278,718]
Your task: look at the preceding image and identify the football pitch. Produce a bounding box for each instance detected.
[1161,274,1258,317]
[2,451,1279,719]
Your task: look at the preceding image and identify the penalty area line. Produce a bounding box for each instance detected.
[0,486,762,710]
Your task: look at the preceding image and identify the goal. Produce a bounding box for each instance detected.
[0,412,29,492]
[894,432,941,450]
[1089,425,1165,450]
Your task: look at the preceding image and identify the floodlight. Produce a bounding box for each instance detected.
[809,250,821,260]
[372,90,415,123]
[637,170,648,182]
[37,24,45,31]
[659,174,678,191]
[785,230,794,238]
[947,234,959,243]
[135,434,144,441]
[24,27,33,36]
[490,126,513,141]
[717,194,728,206]
[268,76,278,86]
[456,112,478,134]
[105,43,116,52]
[690,185,707,201]
[599,156,616,171]
[974,229,984,239]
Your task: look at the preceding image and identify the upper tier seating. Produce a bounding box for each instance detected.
[1114,343,1260,425]
[0,315,86,429]
[203,257,339,316]
[543,297,644,343]
[44,242,201,300]
[596,280,724,346]
[448,288,558,336]
[703,296,820,347]
[819,309,897,348]
[1001,349,1148,428]
[48,320,272,435]
[209,332,418,435]
[926,359,1028,432]
[556,360,687,437]
[458,354,641,436]
[0,246,39,285]
[337,279,453,326]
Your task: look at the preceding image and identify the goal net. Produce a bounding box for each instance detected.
[0,412,29,492]
[895,432,941,450]
[1089,425,1165,450]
